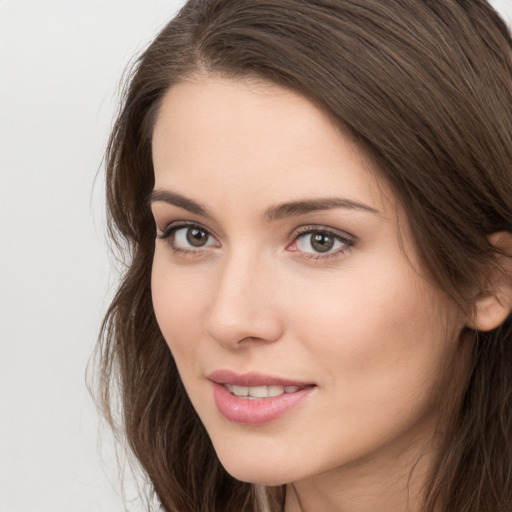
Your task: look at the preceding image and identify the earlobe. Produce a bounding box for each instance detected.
[467,231,512,332]
[469,293,511,332]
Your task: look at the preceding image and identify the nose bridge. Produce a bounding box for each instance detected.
[205,246,283,348]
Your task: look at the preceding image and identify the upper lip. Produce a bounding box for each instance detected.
[207,369,315,388]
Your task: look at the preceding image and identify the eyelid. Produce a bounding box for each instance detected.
[289,224,356,243]
[156,220,220,257]
[287,224,356,259]
[157,220,216,240]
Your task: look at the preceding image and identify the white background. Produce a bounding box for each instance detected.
[1,1,511,511]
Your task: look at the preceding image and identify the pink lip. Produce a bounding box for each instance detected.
[207,370,316,426]
[207,369,313,387]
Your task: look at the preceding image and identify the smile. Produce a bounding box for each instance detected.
[208,370,315,425]
[223,384,302,399]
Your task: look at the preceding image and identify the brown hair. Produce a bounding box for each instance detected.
[95,1,512,511]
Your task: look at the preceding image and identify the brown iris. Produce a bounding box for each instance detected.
[310,231,335,253]
[186,227,208,247]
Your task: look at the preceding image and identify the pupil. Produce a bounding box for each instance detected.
[186,228,207,247]
[311,232,334,253]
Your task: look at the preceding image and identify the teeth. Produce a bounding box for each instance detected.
[232,385,248,396]
[268,385,286,397]
[224,384,302,398]
[249,385,274,398]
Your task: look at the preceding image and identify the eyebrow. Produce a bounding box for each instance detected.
[264,197,379,220]
[149,189,379,220]
[149,189,212,218]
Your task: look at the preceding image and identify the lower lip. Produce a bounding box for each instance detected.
[211,382,314,425]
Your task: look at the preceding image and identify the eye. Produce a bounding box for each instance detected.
[175,226,211,247]
[288,227,354,259]
[157,222,219,253]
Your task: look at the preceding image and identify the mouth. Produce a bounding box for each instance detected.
[207,369,315,393]
[207,370,316,425]
[223,383,305,399]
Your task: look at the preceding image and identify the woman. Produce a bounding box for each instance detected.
[96,1,512,511]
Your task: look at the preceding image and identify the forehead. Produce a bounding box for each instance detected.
[151,75,392,216]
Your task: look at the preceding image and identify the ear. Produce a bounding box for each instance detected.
[467,231,512,332]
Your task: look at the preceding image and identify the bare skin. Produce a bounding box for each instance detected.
[150,76,473,512]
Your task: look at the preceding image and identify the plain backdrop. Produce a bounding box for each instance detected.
[1,1,511,511]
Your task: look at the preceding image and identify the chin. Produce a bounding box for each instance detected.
[211,442,297,485]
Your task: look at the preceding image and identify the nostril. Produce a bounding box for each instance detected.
[206,306,284,349]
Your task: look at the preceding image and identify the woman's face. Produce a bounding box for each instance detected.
[150,76,466,487]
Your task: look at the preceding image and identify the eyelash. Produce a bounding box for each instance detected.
[157,221,218,257]
[289,225,354,260]
[156,221,355,260]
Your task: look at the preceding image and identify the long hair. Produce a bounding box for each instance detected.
[95,1,512,510]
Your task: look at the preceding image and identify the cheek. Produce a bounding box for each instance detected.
[277,268,461,469]
[151,255,208,362]
[287,258,460,401]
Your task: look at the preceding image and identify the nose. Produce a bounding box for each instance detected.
[205,251,284,349]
